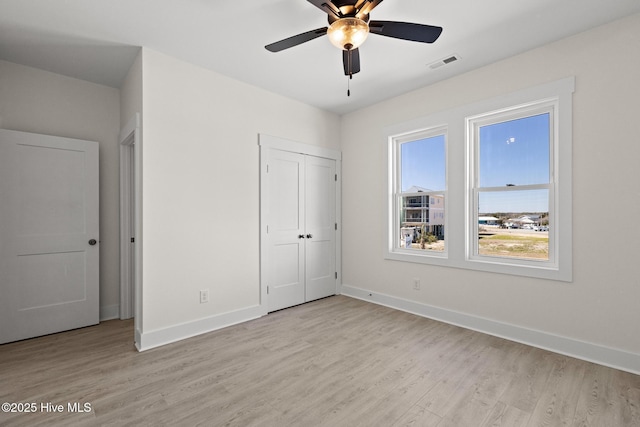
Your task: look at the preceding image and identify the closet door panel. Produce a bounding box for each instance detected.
[304,156,336,301]
[266,151,305,312]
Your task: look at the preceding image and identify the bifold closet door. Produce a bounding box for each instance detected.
[265,149,336,312]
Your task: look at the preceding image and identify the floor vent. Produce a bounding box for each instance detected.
[428,54,460,70]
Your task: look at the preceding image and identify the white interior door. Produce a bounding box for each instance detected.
[0,129,99,344]
[264,148,336,312]
[265,150,306,312]
[305,155,336,302]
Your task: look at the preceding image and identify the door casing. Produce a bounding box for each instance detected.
[119,113,142,338]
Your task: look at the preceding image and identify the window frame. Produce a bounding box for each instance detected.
[385,77,574,281]
[388,126,448,261]
[467,100,557,268]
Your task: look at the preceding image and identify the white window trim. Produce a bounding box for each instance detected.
[385,77,574,281]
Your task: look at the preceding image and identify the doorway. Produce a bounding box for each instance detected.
[119,114,141,323]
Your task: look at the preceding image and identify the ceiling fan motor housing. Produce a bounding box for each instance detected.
[327,1,370,23]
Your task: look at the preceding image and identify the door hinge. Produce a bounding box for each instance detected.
[335,223,337,230]
[335,272,338,279]
[266,164,269,173]
[131,237,135,243]
[335,174,337,181]
[267,286,269,295]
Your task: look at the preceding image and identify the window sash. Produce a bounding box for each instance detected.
[394,192,447,254]
[470,187,555,265]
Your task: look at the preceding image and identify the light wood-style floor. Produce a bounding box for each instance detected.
[1,295,638,426]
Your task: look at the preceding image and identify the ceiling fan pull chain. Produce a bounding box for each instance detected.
[347,75,351,97]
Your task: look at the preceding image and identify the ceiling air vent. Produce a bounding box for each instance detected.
[428,54,460,70]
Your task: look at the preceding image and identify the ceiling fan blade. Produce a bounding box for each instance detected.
[356,0,384,19]
[369,20,443,43]
[343,48,361,76]
[306,0,341,18]
[265,27,328,52]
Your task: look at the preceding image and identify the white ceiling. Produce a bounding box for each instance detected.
[2,0,639,115]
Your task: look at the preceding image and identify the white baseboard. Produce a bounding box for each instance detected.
[136,305,264,351]
[341,284,640,375]
[99,304,120,321]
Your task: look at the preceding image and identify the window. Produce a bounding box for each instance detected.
[386,77,573,281]
[468,103,555,266]
[389,128,446,256]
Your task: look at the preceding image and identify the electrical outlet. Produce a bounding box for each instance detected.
[413,278,421,290]
[200,289,209,304]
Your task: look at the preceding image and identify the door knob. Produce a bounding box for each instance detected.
[88,239,97,246]
[306,234,312,239]
[298,234,305,239]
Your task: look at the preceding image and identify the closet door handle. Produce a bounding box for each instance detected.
[306,234,312,239]
[298,234,305,239]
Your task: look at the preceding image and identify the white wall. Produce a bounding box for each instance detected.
[0,60,121,319]
[120,50,142,128]
[138,49,340,344]
[340,14,640,367]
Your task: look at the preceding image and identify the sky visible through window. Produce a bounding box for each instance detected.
[401,134,445,192]
[479,114,549,187]
[401,114,550,213]
[479,113,549,212]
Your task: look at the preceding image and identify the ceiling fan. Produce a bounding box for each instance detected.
[265,0,443,79]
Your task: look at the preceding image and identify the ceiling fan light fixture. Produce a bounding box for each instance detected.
[327,17,369,50]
